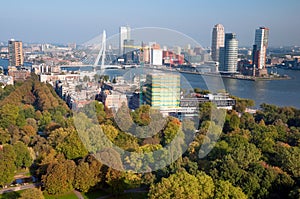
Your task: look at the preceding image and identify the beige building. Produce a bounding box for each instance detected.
[8,39,24,66]
[211,24,225,62]
[104,90,128,110]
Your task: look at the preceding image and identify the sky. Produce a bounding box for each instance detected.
[1,0,300,47]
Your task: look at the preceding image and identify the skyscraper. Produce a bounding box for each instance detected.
[119,26,131,55]
[211,24,225,62]
[219,33,238,73]
[253,27,269,70]
[8,39,23,67]
[145,73,180,108]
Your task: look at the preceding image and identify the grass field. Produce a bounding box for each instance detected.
[44,191,78,199]
[81,190,109,199]
[0,190,24,199]
[107,192,148,199]
[41,189,148,199]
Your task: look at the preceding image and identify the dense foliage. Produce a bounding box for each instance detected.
[0,77,299,199]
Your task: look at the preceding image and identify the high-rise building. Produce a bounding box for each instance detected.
[123,39,134,63]
[145,73,180,108]
[123,39,134,54]
[219,33,238,73]
[119,26,131,55]
[8,39,23,66]
[151,49,163,66]
[252,27,269,70]
[211,24,225,62]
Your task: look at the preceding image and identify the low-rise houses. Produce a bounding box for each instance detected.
[39,70,235,119]
[0,74,14,85]
[8,67,31,81]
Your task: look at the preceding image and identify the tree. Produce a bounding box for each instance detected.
[38,111,52,130]
[196,171,215,199]
[199,102,213,122]
[101,124,119,141]
[233,144,261,169]
[214,180,247,199]
[19,188,44,199]
[23,105,35,119]
[234,97,254,113]
[0,104,19,129]
[0,145,17,187]
[13,141,33,168]
[162,118,181,145]
[16,110,26,127]
[95,148,123,171]
[94,101,106,123]
[131,105,151,126]
[0,128,10,144]
[74,160,99,192]
[194,88,201,93]
[22,125,36,137]
[52,111,65,127]
[114,102,133,132]
[85,155,104,185]
[105,168,126,196]
[275,145,300,178]
[289,187,300,199]
[42,159,76,195]
[250,124,277,154]
[148,170,200,199]
[239,112,255,130]
[55,128,88,160]
[226,136,262,169]
[207,140,231,160]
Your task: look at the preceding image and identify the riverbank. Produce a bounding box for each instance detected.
[177,70,291,81]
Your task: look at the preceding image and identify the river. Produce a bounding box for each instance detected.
[98,67,300,109]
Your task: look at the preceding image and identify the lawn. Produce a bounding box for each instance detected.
[107,192,148,199]
[44,191,78,199]
[81,190,109,199]
[0,190,24,199]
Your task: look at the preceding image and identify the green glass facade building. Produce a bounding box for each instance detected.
[145,73,180,108]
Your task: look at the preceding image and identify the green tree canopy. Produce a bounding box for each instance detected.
[0,144,17,187]
[42,159,76,195]
[13,141,33,168]
[148,170,201,199]
[19,188,44,199]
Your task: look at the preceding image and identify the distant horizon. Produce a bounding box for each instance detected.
[1,25,300,48]
[1,0,300,47]
[1,39,300,49]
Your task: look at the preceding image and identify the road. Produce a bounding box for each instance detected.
[0,183,40,194]
[73,190,84,199]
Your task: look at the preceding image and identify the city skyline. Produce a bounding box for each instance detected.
[1,0,300,47]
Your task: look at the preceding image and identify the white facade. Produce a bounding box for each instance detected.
[254,27,269,69]
[119,26,131,55]
[0,75,14,85]
[211,24,225,62]
[151,49,163,66]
